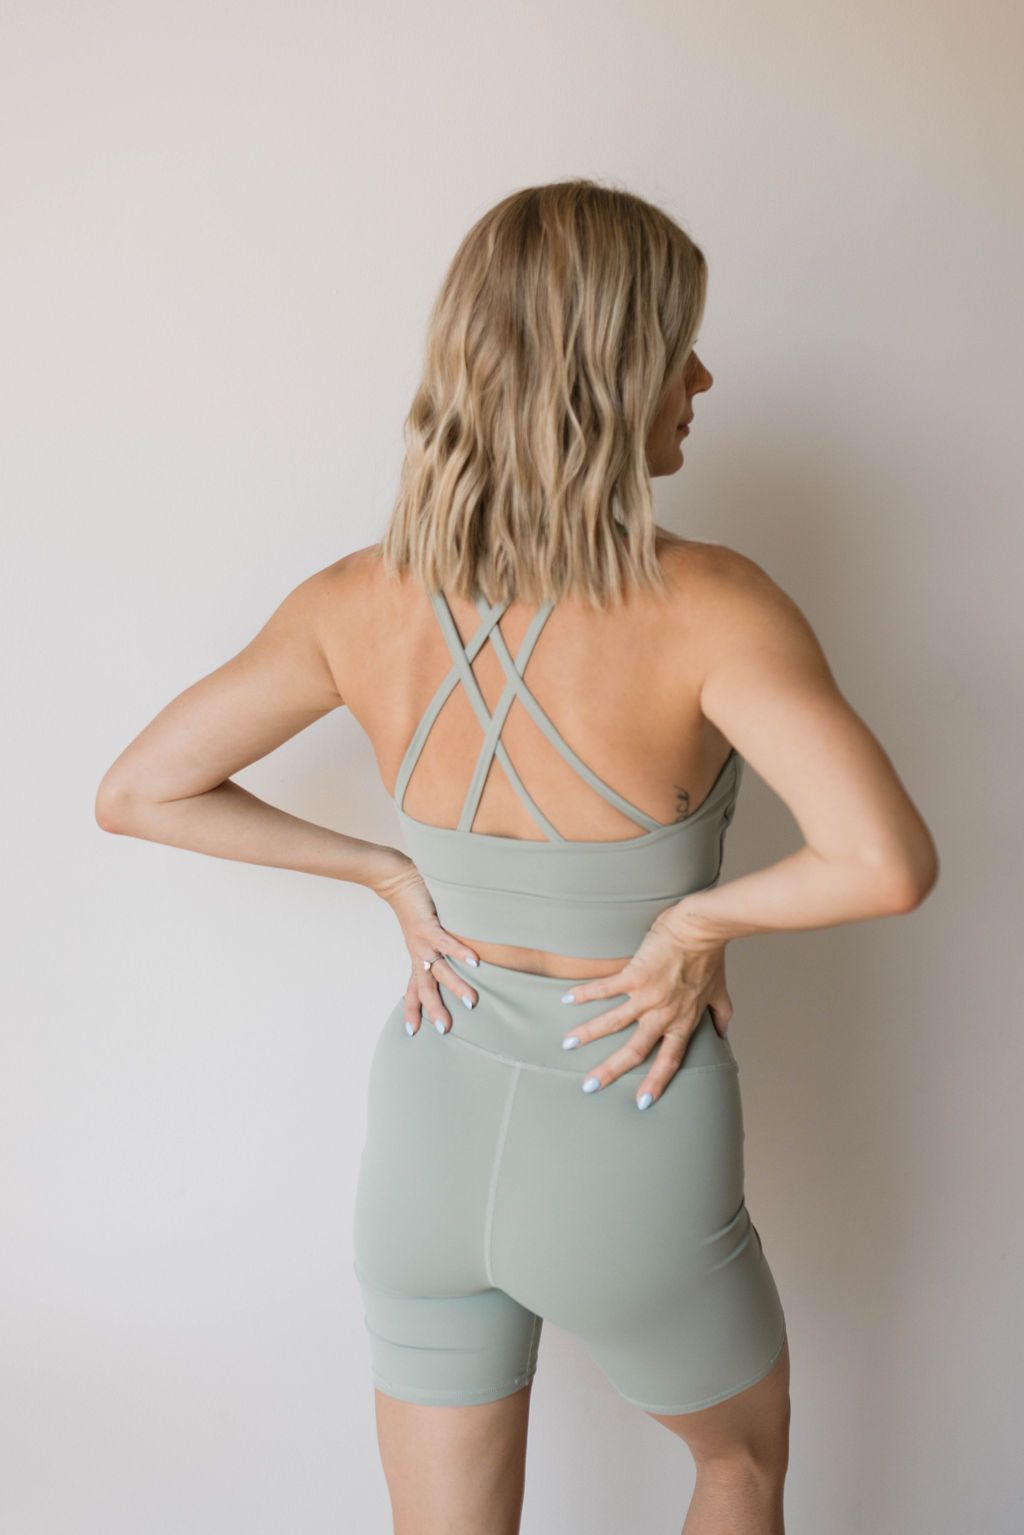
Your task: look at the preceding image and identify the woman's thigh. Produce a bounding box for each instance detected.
[373,1380,535,1535]
[645,1333,791,1470]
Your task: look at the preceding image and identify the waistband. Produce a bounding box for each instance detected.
[427,954,736,1078]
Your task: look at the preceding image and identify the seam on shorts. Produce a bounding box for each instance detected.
[616,1325,788,1415]
[353,1265,493,1305]
[353,1265,508,1308]
[483,1063,522,1287]
[371,1366,538,1404]
[439,1028,739,1078]
[527,1309,542,1368]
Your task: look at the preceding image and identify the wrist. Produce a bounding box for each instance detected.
[655,892,730,952]
[364,844,420,902]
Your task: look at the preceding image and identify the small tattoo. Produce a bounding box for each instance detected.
[672,785,692,822]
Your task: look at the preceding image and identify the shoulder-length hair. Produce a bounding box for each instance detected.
[378,178,707,610]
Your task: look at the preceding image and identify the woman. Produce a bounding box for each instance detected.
[96,180,938,1535]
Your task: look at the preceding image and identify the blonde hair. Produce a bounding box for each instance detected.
[378,178,707,610]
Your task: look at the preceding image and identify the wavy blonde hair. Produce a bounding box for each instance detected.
[378,178,707,610]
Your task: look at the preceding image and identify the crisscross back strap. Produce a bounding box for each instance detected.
[393,589,665,841]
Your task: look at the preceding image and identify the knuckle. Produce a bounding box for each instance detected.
[656,1045,685,1075]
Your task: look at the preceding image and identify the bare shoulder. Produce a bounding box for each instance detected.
[299,541,385,598]
[697,541,803,607]
[659,538,827,666]
[659,536,786,597]
[285,541,393,631]
[679,542,939,902]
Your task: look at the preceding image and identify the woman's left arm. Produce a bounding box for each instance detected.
[94,567,408,894]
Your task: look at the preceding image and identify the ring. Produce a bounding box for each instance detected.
[423,957,435,971]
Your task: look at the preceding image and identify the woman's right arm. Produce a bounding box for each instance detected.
[663,546,939,947]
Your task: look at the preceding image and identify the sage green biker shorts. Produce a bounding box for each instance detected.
[352,954,787,1412]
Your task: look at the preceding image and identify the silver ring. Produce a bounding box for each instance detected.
[423,957,435,971]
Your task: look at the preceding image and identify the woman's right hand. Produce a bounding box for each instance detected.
[557,907,733,1108]
[371,854,481,1035]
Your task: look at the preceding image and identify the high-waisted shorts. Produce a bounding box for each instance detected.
[351,954,787,1413]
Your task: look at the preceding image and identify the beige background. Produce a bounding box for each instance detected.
[2,1,1021,1530]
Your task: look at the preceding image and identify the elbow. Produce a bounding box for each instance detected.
[94,778,140,834]
[858,808,941,915]
[881,841,941,915]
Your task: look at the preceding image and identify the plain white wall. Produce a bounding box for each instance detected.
[3,1,1021,1530]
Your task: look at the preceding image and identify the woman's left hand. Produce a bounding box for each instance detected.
[372,855,480,1035]
[558,907,732,1108]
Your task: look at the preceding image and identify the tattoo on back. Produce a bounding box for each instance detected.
[672,785,691,822]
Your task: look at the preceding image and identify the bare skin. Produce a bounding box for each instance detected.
[374,1338,790,1535]
[96,342,937,1535]
[340,345,720,988]
[373,1381,536,1535]
[336,532,742,985]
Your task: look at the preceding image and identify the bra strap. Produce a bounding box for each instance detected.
[428,591,566,840]
[392,614,495,813]
[457,596,559,835]
[476,592,664,832]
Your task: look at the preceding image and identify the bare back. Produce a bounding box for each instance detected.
[321,534,734,979]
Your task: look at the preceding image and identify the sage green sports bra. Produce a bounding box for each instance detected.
[394,589,743,959]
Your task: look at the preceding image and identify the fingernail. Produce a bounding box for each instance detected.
[465,956,479,967]
[562,1035,580,1050]
[636,1092,653,1110]
[561,991,575,1004]
[462,994,474,1009]
[434,1018,447,1034]
[405,1021,415,1036]
[582,1076,602,1093]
